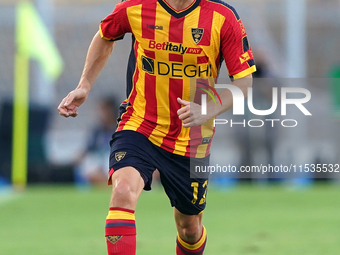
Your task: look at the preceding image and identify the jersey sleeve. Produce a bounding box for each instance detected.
[99,1,131,41]
[220,8,256,81]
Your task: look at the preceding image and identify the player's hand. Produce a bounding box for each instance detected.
[58,88,89,118]
[177,98,209,127]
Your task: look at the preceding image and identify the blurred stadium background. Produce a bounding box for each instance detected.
[0,0,340,254]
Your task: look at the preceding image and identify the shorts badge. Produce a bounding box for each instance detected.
[115,151,126,162]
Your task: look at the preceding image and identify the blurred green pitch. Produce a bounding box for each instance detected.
[0,184,339,255]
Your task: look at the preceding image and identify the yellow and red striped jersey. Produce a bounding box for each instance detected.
[100,0,256,158]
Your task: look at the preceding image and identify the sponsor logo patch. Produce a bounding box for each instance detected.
[149,40,202,55]
[141,55,213,78]
[238,20,246,35]
[142,55,155,74]
[146,24,163,30]
[239,52,251,64]
[202,137,212,144]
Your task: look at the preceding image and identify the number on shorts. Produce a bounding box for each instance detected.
[191,182,199,204]
[199,180,208,205]
[191,181,208,205]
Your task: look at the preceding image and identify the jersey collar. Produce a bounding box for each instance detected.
[158,0,201,19]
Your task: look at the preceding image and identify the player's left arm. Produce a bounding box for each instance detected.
[177,7,255,127]
[177,75,252,127]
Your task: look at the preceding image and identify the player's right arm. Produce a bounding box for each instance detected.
[58,32,115,118]
[58,0,131,118]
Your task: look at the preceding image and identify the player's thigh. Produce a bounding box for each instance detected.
[109,130,158,208]
[109,130,157,191]
[109,166,145,208]
[110,166,145,195]
[155,152,210,215]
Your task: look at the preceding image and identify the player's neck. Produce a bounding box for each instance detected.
[165,0,195,11]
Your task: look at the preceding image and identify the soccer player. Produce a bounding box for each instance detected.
[58,0,256,254]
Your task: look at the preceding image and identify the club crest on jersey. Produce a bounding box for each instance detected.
[115,152,126,162]
[191,28,204,44]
